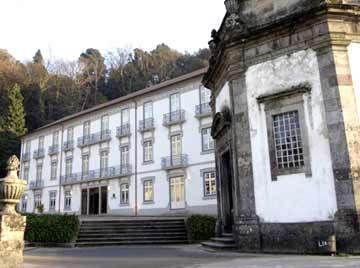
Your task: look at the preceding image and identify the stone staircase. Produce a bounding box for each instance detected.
[201,233,237,250]
[75,218,188,247]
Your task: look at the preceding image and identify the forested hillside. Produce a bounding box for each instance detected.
[0,44,209,176]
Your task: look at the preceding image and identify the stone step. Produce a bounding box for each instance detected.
[211,237,235,244]
[201,241,237,250]
[80,223,185,228]
[77,235,187,242]
[81,220,184,225]
[221,233,234,237]
[78,232,186,238]
[75,240,188,247]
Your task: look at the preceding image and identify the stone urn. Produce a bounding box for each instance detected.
[0,155,27,215]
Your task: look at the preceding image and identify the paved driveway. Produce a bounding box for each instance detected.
[24,244,360,268]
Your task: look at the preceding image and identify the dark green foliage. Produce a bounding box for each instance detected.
[24,214,79,243]
[186,215,216,242]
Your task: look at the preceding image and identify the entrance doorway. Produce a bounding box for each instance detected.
[81,186,108,215]
[170,176,185,209]
[221,150,234,232]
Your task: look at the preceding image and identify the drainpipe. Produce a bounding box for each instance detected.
[134,100,138,216]
[58,124,64,214]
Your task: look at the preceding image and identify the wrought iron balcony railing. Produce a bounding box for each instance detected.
[33,149,45,159]
[161,154,188,170]
[163,110,185,126]
[116,124,131,138]
[21,152,30,162]
[48,144,59,155]
[62,140,74,151]
[29,180,44,190]
[60,165,132,185]
[195,103,212,118]
[138,118,155,132]
[77,130,111,147]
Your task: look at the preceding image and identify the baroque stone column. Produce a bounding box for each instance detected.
[0,155,27,268]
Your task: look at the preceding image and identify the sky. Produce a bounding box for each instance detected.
[1,0,225,62]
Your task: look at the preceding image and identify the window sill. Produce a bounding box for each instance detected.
[143,201,154,205]
[201,150,214,155]
[203,195,217,200]
[142,160,154,166]
[119,203,130,207]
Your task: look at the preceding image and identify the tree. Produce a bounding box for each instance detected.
[4,84,27,136]
[0,83,27,177]
[33,49,44,65]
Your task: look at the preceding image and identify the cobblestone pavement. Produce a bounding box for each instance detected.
[24,244,360,268]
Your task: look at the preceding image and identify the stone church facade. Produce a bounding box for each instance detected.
[204,0,360,253]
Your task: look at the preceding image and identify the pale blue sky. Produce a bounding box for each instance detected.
[1,0,225,62]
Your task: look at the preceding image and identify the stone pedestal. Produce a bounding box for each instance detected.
[0,214,26,268]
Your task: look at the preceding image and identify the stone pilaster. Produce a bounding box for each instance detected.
[0,214,26,268]
[231,76,261,252]
[317,44,360,251]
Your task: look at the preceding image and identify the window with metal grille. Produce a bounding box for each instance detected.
[120,183,129,204]
[49,191,57,210]
[65,191,72,210]
[204,171,216,196]
[272,111,304,170]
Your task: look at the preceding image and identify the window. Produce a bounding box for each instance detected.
[49,191,56,211]
[120,184,129,204]
[38,136,44,149]
[260,87,311,180]
[170,93,180,112]
[25,141,31,153]
[143,180,154,202]
[53,131,59,146]
[64,191,72,210]
[83,121,90,137]
[120,146,129,166]
[65,158,72,177]
[23,166,29,182]
[100,151,109,176]
[144,102,153,119]
[171,135,182,157]
[272,111,304,169]
[121,108,130,125]
[67,127,74,141]
[36,164,42,181]
[204,171,216,196]
[201,127,214,152]
[34,193,42,210]
[101,115,109,132]
[21,195,27,212]
[200,86,211,105]
[82,155,89,177]
[50,160,57,180]
[143,140,153,163]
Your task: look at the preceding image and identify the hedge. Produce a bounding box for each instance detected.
[24,214,79,243]
[186,215,216,242]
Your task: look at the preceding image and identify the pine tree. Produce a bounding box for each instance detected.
[4,83,27,136]
[33,49,44,65]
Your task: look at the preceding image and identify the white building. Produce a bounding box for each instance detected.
[19,68,217,216]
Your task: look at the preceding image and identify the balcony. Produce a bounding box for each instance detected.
[29,180,44,190]
[77,130,111,148]
[161,154,188,170]
[48,144,59,155]
[33,149,45,159]
[116,124,131,138]
[138,118,155,132]
[195,103,212,118]
[60,165,132,186]
[62,140,74,151]
[163,110,185,126]
[21,152,30,162]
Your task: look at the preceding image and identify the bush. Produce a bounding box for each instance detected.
[24,214,79,243]
[186,215,217,242]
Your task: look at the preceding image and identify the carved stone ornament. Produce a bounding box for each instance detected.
[211,107,232,139]
[0,155,27,215]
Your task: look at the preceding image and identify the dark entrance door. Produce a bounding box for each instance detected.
[89,188,99,215]
[81,189,87,215]
[221,150,234,233]
[100,186,108,214]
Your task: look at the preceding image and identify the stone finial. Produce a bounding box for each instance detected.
[224,0,240,14]
[6,155,20,172]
